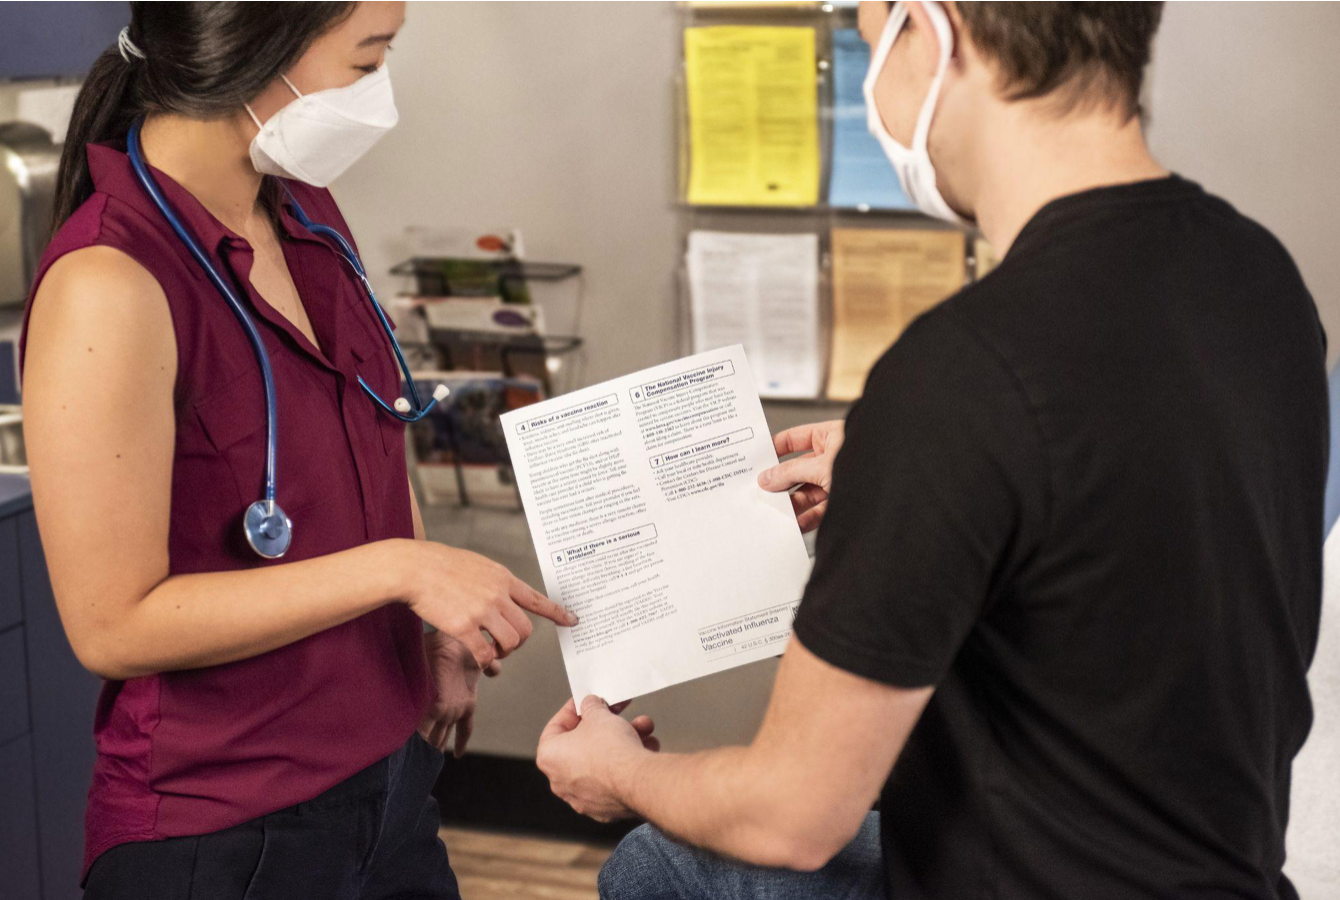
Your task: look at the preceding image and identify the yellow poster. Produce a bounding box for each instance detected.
[828,228,967,401]
[684,26,820,207]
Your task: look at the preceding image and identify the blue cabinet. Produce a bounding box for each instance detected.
[0,3,131,80]
[0,476,101,900]
[0,735,42,900]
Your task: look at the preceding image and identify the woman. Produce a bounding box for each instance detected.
[20,3,574,897]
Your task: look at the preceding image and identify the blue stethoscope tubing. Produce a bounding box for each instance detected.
[125,118,442,559]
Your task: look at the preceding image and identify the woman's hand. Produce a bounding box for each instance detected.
[757,421,845,533]
[400,541,576,671]
[419,630,498,757]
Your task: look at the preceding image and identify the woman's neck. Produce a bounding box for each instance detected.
[138,113,266,236]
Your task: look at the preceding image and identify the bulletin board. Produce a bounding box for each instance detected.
[673,1,989,406]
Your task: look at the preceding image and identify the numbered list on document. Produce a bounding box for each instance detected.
[501,345,812,703]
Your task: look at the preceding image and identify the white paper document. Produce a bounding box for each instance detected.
[500,345,812,703]
[687,231,823,400]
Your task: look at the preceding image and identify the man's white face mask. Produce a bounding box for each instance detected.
[863,1,967,225]
[245,65,398,188]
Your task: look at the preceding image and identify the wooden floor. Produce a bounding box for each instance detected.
[441,826,613,900]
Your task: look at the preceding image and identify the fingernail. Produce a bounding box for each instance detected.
[568,613,580,626]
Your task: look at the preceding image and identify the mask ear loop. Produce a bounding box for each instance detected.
[879,0,964,225]
[864,1,911,139]
[910,2,956,162]
[244,75,305,130]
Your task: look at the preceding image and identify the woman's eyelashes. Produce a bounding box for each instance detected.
[355,46,392,74]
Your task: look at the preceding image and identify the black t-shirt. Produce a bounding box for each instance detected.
[793,176,1327,900]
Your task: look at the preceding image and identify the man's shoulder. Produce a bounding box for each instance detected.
[887,270,1033,370]
[863,292,1023,408]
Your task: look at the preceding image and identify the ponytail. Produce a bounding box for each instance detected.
[47,2,354,239]
[50,44,143,239]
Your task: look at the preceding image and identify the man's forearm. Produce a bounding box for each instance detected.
[611,744,836,871]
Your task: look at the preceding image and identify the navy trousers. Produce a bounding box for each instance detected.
[84,733,460,900]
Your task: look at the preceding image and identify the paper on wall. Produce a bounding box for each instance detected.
[684,26,821,207]
[828,227,966,401]
[687,231,822,400]
[827,28,915,211]
[501,345,812,703]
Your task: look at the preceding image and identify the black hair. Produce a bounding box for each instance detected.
[956,2,1165,121]
[51,0,355,236]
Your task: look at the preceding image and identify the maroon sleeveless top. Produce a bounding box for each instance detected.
[19,143,433,881]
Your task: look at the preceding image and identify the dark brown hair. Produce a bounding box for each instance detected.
[955,2,1164,120]
[51,1,355,236]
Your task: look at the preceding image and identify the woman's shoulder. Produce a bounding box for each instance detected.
[40,186,187,289]
[34,187,183,302]
[23,193,176,374]
[23,242,173,379]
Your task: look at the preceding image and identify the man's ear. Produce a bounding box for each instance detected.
[940,1,966,62]
[904,1,948,73]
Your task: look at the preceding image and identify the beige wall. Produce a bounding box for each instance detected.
[339,1,683,387]
[334,1,1340,888]
[337,0,787,761]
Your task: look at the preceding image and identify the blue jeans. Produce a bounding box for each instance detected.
[599,812,885,900]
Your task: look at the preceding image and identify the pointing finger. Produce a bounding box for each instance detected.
[511,577,579,627]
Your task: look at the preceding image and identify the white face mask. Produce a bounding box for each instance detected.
[245,65,398,188]
[863,1,967,225]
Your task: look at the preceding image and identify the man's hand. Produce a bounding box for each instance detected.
[418,630,500,757]
[536,695,660,822]
[757,421,845,533]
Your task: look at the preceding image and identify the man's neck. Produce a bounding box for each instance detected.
[969,102,1169,255]
[138,113,267,238]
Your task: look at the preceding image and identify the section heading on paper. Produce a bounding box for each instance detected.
[631,360,735,402]
[514,394,618,434]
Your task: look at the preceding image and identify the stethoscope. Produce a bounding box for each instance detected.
[126,118,447,560]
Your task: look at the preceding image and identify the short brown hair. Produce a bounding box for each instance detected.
[955,2,1164,120]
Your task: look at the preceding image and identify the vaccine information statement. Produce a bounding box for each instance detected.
[501,345,812,703]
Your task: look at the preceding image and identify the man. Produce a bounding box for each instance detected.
[537,2,1327,898]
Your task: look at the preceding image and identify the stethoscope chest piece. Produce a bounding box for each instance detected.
[244,500,293,559]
